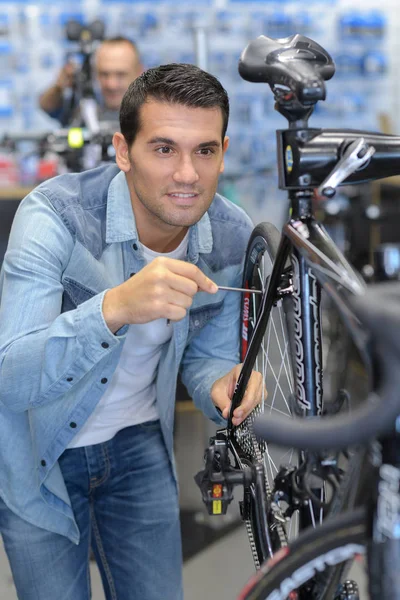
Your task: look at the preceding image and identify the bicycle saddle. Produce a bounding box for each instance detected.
[238,34,335,106]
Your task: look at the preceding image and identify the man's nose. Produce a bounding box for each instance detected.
[103,75,120,90]
[173,157,199,185]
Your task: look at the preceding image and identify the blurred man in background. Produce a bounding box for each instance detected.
[39,36,143,127]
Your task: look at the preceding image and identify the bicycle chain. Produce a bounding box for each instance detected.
[234,409,288,569]
[243,514,260,570]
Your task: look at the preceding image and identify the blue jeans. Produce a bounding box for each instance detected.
[0,421,183,600]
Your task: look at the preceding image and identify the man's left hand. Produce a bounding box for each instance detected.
[210,365,265,426]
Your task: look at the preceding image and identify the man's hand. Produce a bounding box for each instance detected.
[39,62,77,114]
[56,62,76,90]
[103,257,218,333]
[211,365,265,426]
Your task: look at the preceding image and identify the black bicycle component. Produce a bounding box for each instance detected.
[195,431,279,563]
[292,247,324,418]
[194,434,249,516]
[275,450,343,514]
[277,129,400,191]
[239,34,335,127]
[334,580,360,600]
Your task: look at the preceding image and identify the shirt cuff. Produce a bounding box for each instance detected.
[75,290,127,363]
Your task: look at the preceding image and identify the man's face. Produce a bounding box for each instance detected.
[115,100,229,233]
[95,42,142,111]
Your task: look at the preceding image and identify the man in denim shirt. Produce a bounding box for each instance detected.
[0,64,263,599]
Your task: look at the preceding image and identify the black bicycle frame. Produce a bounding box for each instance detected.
[229,197,369,415]
[277,129,400,189]
[229,123,388,430]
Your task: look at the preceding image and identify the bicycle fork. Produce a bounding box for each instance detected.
[290,244,325,530]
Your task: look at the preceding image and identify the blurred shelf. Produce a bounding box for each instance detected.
[0,187,34,201]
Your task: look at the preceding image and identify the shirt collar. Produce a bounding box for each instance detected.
[106,170,139,244]
[106,170,213,254]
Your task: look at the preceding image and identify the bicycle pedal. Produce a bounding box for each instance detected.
[194,471,235,516]
[334,580,359,600]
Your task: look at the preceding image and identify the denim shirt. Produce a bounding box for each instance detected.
[0,164,253,544]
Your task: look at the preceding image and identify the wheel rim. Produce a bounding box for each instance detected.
[237,237,303,541]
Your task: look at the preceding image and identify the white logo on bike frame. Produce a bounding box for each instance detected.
[292,255,309,411]
[292,255,323,414]
[309,269,323,415]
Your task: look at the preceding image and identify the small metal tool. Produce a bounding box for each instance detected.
[218,285,262,295]
[166,285,262,325]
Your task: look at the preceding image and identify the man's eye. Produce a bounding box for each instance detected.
[198,148,214,156]
[157,147,172,154]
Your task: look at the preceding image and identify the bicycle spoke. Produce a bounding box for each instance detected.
[249,239,298,543]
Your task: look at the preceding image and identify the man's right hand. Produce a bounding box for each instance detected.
[102,257,218,333]
[39,62,77,114]
[55,62,76,90]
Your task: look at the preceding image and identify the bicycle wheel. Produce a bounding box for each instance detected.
[238,507,367,600]
[233,223,354,567]
[234,223,299,559]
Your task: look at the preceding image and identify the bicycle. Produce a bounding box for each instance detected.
[194,33,400,598]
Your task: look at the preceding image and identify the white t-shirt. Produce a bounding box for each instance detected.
[67,233,189,448]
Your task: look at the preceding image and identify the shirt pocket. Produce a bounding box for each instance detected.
[62,277,97,309]
[61,241,110,310]
[188,299,224,335]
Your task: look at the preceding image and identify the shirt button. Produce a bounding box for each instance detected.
[70,422,77,428]
[101,378,108,384]
[41,459,46,467]
[194,320,200,326]
[132,243,138,251]
[101,342,109,349]
[66,377,73,382]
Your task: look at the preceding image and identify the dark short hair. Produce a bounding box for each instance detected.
[119,63,229,148]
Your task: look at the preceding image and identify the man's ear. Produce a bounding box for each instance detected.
[219,136,230,174]
[113,133,131,172]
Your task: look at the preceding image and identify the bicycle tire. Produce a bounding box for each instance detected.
[235,222,298,563]
[238,507,367,600]
[234,222,359,566]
